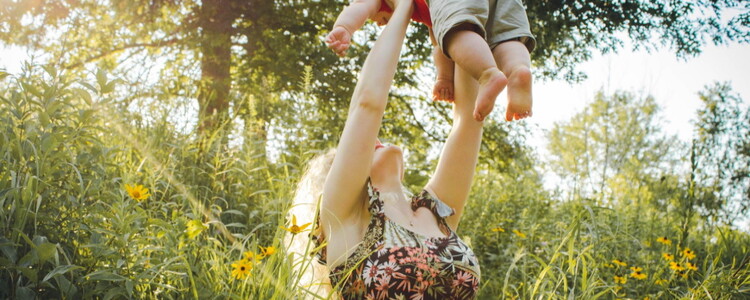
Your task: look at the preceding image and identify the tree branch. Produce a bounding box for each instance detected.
[64,38,182,69]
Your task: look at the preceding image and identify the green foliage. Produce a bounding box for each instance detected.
[691,82,750,222]
[546,91,680,205]
[526,0,750,81]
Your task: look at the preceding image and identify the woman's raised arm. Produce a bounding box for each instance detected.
[321,0,414,228]
[426,65,484,231]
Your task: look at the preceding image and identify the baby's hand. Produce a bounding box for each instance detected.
[432,78,454,102]
[325,26,352,57]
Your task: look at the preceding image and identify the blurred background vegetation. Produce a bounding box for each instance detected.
[1,0,749,298]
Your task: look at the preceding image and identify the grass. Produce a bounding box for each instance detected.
[0,67,749,299]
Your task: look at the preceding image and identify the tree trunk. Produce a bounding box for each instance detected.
[198,0,233,136]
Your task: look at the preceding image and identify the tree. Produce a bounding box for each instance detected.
[690,82,750,224]
[525,0,750,81]
[546,91,680,205]
[1,0,747,159]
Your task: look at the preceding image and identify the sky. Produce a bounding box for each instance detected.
[528,42,750,150]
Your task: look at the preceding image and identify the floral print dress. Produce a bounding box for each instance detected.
[313,180,481,299]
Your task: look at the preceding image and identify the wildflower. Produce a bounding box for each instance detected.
[243,251,260,263]
[612,259,627,267]
[662,253,674,261]
[681,247,696,260]
[260,246,277,258]
[630,266,642,272]
[630,271,647,280]
[614,275,627,284]
[686,262,698,271]
[669,261,684,271]
[655,279,667,285]
[491,227,505,232]
[125,184,150,201]
[512,230,526,238]
[280,215,312,235]
[231,259,252,279]
[656,236,672,246]
[677,271,688,279]
[186,219,206,239]
[613,285,623,295]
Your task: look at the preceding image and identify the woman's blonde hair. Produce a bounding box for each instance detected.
[285,149,336,299]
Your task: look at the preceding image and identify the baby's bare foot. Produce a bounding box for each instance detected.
[432,78,455,102]
[473,68,507,121]
[505,66,532,121]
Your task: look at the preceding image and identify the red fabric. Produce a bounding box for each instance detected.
[378,0,432,27]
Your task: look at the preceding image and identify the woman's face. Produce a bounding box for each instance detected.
[371,138,404,182]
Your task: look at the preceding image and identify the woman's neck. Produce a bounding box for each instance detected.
[371,176,403,195]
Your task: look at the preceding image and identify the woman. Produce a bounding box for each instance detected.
[288,0,484,298]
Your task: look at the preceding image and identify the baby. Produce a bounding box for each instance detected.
[325,0,455,103]
[327,0,535,122]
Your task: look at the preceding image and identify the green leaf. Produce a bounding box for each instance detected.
[221,209,245,217]
[42,265,84,283]
[96,69,108,91]
[73,88,93,105]
[85,270,126,282]
[42,65,57,77]
[17,264,38,281]
[37,242,56,263]
[0,237,18,263]
[102,81,116,94]
[79,82,98,94]
[21,81,42,97]
[15,286,35,299]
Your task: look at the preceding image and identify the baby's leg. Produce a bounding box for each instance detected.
[444,24,507,121]
[492,40,532,121]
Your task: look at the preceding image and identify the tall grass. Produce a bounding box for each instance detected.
[1,66,748,299]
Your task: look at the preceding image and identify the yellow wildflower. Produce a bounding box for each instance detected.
[491,227,505,232]
[681,247,696,260]
[662,253,674,261]
[686,262,698,271]
[260,246,277,258]
[280,215,312,235]
[612,259,627,267]
[231,259,252,279]
[186,219,207,239]
[125,184,150,201]
[614,275,627,284]
[630,266,642,272]
[630,271,647,280]
[677,271,688,279]
[243,251,261,263]
[512,230,526,238]
[656,236,672,246]
[669,261,684,271]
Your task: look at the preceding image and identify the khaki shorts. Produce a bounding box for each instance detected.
[430,0,536,57]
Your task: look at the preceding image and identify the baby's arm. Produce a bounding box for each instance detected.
[431,29,455,101]
[326,0,382,56]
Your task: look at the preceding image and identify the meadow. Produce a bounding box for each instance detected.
[1,65,749,299]
[1,0,750,298]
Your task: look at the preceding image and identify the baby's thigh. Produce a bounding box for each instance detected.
[430,0,490,52]
[486,0,536,52]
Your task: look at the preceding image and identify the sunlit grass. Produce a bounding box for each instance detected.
[0,66,748,298]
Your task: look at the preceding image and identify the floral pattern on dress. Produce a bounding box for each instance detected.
[313,180,480,299]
